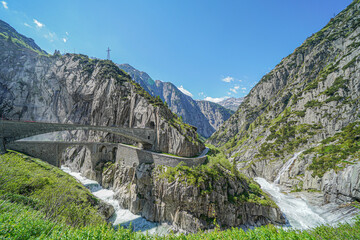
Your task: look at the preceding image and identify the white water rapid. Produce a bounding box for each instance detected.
[61,166,170,235]
[255,152,358,229]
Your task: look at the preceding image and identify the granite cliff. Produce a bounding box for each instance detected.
[118,64,234,138]
[209,0,360,204]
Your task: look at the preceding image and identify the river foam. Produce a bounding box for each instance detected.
[255,177,358,229]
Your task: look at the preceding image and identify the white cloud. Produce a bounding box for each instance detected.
[204,96,229,103]
[230,85,240,94]
[1,1,8,9]
[242,87,246,90]
[238,79,242,82]
[230,88,237,94]
[222,76,234,83]
[33,19,44,28]
[65,32,69,36]
[62,38,67,43]
[198,92,205,97]
[24,23,32,28]
[178,85,193,97]
[44,31,56,42]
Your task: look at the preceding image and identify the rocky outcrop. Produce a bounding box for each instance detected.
[97,199,116,220]
[0,19,204,157]
[118,64,234,137]
[95,160,285,232]
[208,0,360,203]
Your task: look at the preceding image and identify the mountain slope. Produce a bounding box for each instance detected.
[0,20,46,55]
[0,19,204,157]
[118,64,234,137]
[209,0,360,203]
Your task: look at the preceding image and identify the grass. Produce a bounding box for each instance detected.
[0,151,107,227]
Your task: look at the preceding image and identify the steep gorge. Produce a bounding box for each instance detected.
[0,19,286,232]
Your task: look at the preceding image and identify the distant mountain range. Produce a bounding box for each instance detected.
[118,64,235,138]
[217,97,244,112]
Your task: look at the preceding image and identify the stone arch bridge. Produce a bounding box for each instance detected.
[0,120,207,168]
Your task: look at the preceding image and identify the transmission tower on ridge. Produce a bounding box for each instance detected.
[106,47,111,60]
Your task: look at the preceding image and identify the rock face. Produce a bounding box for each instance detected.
[118,64,234,138]
[0,19,204,157]
[208,0,360,203]
[217,97,244,111]
[91,160,285,233]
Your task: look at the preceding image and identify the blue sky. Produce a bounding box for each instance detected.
[0,0,353,102]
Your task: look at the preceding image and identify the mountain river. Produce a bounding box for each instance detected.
[255,151,358,229]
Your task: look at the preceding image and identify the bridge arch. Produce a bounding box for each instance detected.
[99,145,108,161]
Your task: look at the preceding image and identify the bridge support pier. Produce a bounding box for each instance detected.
[0,138,6,154]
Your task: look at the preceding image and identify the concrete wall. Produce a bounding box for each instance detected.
[7,141,62,167]
[7,141,207,168]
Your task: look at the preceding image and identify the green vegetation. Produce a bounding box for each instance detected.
[293,110,306,117]
[303,80,318,91]
[304,100,323,108]
[72,55,130,84]
[322,76,349,96]
[257,122,322,159]
[0,151,106,227]
[306,122,360,177]
[0,22,48,56]
[325,95,343,103]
